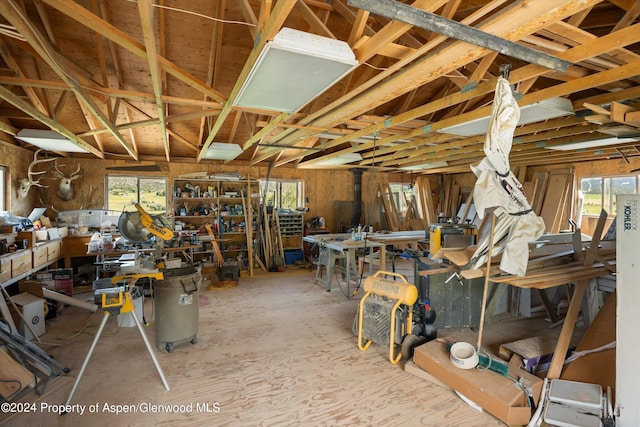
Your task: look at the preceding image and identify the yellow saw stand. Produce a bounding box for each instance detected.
[63,273,169,409]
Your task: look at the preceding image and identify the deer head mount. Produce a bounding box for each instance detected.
[54,159,81,201]
[17,149,56,199]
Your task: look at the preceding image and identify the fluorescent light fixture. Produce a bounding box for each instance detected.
[16,129,89,153]
[202,142,243,160]
[314,152,363,166]
[439,97,574,137]
[546,136,640,151]
[400,161,448,170]
[233,28,358,113]
[316,132,411,144]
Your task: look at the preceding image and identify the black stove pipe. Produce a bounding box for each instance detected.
[350,168,363,227]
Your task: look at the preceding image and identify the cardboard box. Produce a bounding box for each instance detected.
[18,280,64,318]
[499,335,579,374]
[35,268,73,296]
[201,263,215,286]
[10,292,46,340]
[413,340,542,426]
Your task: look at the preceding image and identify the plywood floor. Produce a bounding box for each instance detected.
[2,263,566,426]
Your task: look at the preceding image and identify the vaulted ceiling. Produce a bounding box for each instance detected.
[0,0,639,174]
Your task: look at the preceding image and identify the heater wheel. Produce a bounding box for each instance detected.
[400,334,428,361]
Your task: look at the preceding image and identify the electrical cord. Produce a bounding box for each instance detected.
[56,310,119,340]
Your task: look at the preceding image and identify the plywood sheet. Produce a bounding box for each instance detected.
[0,348,35,399]
[561,292,616,393]
[539,173,570,233]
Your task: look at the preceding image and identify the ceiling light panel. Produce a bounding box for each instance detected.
[233,28,358,113]
[439,97,574,137]
[16,129,89,153]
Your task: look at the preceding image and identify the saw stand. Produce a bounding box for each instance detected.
[63,285,170,409]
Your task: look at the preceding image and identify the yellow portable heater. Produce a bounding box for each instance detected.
[356,271,418,364]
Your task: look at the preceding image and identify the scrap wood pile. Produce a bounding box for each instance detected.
[377,176,437,231]
[254,207,286,273]
[387,166,572,230]
[426,209,616,288]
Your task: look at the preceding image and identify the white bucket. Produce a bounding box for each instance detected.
[117,294,144,328]
[450,342,479,369]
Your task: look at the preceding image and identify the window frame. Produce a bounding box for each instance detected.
[0,165,6,211]
[105,174,168,214]
[259,178,304,210]
[388,182,414,216]
[579,174,639,217]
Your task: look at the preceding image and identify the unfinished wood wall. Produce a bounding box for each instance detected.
[0,139,40,217]
[6,143,397,232]
[7,137,640,235]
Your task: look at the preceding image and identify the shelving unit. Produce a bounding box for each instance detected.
[275,211,305,265]
[276,212,304,251]
[172,176,259,275]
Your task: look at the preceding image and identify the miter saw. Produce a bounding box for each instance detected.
[119,203,173,259]
[93,203,174,312]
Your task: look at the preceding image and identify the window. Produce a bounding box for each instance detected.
[0,166,6,211]
[389,183,414,215]
[106,175,167,214]
[259,179,304,210]
[580,175,637,216]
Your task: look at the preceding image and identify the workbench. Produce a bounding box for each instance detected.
[302,233,385,293]
[88,245,200,279]
[366,230,426,251]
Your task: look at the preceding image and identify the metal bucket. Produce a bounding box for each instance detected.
[154,266,200,352]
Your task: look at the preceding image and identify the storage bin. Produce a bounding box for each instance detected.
[154,267,200,352]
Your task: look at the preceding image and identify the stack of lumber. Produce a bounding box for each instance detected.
[523,168,574,233]
[255,207,285,272]
[378,177,438,231]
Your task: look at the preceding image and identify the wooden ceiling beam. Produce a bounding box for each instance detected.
[281,0,578,161]
[0,118,18,136]
[196,0,298,161]
[77,107,219,139]
[199,0,225,146]
[302,11,640,167]
[348,8,369,46]
[239,0,259,39]
[0,0,132,158]
[0,40,49,116]
[383,122,602,167]
[138,0,170,161]
[42,0,226,104]
[120,100,198,153]
[0,85,103,158]
[354,0,447,64]
[295,0,335,38]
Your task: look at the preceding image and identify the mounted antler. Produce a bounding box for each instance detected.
[54,159,81,201]
[17,149,56,199]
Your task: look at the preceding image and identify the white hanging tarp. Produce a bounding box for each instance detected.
[468,77,545,276]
